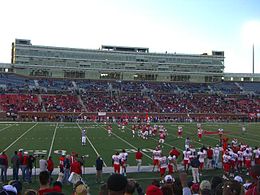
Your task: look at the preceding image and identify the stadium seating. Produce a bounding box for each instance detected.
[0,73,259,116]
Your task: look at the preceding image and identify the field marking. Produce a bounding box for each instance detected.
[48,123,58,158]
[98,124,152,160]
[76,123,108,167]
[2,123,38,152]
[0,124,15,133]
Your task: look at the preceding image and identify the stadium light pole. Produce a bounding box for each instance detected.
[252,44,255,74]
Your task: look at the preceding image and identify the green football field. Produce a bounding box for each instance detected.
[1,121,260,194]
[0,121,260,167]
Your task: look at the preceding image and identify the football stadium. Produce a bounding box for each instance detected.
[0,37,259,195]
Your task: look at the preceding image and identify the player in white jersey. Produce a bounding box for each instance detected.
[197,123,202,129]
[197,148,207,175]
[152,147,162,172]
[229,151,238,177]
[241,125,246,134]
[167,154,177,174]
[158,155,168,182]
[112,152,121,173]
[237,149,244,172]
[81,128,86,146]
[183,148,191,172]
[213,144,221,168]
[243,149,252,175]
[185,137,191,150]
[223,151,231,179]
[177,126,183,138]
[197,128,203,141]
[231,138,238,147]
[120,149,128,176]
[253,147,260,165]
[131,125,136,138]
[218,128,224,138]
[107,125,112,136]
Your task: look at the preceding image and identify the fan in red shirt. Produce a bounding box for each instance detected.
[47,156,54,176]
[59,153,65,173]
[135,148,143,172]
[71,158,82,175]
[206,146,213,168]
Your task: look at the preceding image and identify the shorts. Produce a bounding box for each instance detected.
[245,160,251,168]
[168,165,173,174]
[82,136,86,143]
[199,162,204,169]
[183,159,190,166]
[153,159,159,166]
[160,167,166,176]
[223,163,230,172]
[114,164,120,173]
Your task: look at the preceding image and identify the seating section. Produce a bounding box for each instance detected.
[0,73,259,114]
[0,94,41,112]
[42,95,82,112]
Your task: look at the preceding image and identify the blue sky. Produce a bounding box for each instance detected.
[0,0,259,73]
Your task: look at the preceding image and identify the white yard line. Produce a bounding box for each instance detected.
[48,123,58,158]
[0,124,15,132]
[76,123,108,167]
[99,124,153,160]
[3,123,38,152]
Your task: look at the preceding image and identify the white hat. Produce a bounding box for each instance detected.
[3,184,17,194]
[164,175,175,183]
[18,149,23,152]
[234,176,243,183]
[24,151,28,155]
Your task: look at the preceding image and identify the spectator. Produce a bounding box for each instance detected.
[96,155,104,183]
[210,176,223,193]
[22,151,29,182]
[1,184,18,195]
[39,156,47,173]
[27,154,35,183]
[200,180,211,195]
[8,180,22,195]
[63,155,71,184]
[223,180,244,195]
[107,174,127,195]
[190,155,200,183]
[73,181,90,195]
[24,189,38,195]
[124,179,144,195]
[47,156,54,176]
[179,172,192,195]
[135,148,143,172]
[191,183,199,195]
[145,185,163,195]
[38,171,57,195]
[0,151,8,182]
[245,164,260,195]
[11,151,20,180]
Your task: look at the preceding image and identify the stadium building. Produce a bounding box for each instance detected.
[10,39,226,83]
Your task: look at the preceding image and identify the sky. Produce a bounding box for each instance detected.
[0,0,260,73]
